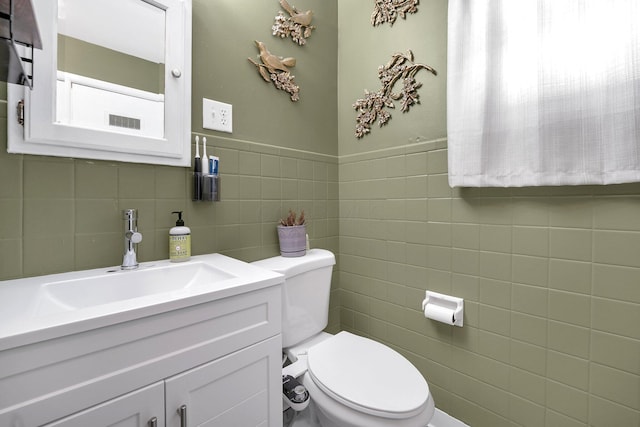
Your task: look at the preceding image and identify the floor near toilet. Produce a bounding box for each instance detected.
[287,407,469,427]
[428,409,470,427]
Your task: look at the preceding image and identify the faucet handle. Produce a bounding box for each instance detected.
[131,232,143,244]
[126,231,143,244]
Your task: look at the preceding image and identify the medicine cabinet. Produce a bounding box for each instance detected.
[6,0,192,167]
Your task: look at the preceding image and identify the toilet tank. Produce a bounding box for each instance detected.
[252,249,335,348]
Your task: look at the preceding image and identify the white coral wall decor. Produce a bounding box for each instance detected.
[248,41,300,102]
[353,50,437,138]
[273,0,315,45]
[371,0,419,27]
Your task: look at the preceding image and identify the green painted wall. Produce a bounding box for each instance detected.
[194,0,338,155]
[338,0,447,156]
[1,1,640,426]
[337,1,640,426]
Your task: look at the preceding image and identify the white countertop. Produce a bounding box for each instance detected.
[0,254,283,351]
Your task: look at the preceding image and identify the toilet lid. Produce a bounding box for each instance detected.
[306,332,430,419]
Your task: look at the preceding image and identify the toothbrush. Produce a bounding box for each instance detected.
[201,137,208,174]
[193,135,202,200]
[194,135,201,173]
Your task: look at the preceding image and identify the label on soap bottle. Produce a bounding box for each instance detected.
[169,234,191,262]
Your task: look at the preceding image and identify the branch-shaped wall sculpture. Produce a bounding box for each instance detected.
[371,0,419,27]
[353,50,437,138]
[273,0,315,46]
[248,41,300,102]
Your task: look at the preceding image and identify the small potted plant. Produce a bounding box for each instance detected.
[277,209,307,257]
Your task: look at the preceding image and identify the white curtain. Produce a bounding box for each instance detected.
[447,0,640,187]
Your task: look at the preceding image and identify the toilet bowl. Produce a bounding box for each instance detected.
[252,249,435,427]
[297,331,434,427]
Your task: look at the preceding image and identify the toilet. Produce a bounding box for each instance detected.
[252,249,435,427]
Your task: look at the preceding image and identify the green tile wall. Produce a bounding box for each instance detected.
[0,132,339,275]
[338,139,640,427]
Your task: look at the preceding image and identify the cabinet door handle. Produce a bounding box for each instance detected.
[177,404,187,427]
[148,417,157,427]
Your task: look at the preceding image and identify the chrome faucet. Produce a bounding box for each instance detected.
[122,209,143,270]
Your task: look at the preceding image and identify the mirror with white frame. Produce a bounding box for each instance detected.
[7,0,192,167]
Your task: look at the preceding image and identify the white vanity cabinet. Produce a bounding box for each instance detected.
[0,285,283,427]
[43,382,166,427]
[165,336,281,427]
[44,336,281,427]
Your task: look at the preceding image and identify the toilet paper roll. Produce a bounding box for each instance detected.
[423,304,456,325]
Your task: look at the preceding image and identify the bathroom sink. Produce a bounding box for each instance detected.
[39,262,235,314]
[0,254,284,351]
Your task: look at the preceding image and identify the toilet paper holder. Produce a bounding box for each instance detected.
[421,291,464,327]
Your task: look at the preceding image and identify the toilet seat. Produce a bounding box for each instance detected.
[306,331,430,420]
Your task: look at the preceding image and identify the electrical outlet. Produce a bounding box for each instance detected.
[202,98,233,133]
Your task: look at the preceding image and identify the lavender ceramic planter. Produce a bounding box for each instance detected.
[277,225,306,257]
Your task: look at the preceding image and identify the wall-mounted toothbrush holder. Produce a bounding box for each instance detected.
[202,174,220,201]
[421,291,464,327]
[193,173,220,201]
[192,136,220,202]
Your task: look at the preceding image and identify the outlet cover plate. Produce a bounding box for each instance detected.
[202,98,232,133]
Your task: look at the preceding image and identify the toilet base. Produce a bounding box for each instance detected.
[285,399,323,427]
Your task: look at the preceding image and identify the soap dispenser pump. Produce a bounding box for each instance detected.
[170,211,191,262]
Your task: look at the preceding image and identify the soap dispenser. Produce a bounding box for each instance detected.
[170,211,191,262]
